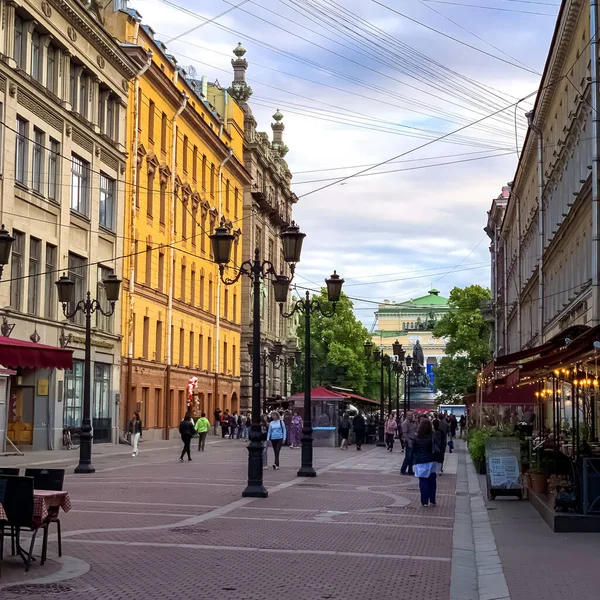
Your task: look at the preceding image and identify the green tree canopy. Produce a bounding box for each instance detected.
[432,284,491,403]
[291,289,379,398]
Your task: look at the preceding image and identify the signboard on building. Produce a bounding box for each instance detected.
[484,437,522,500]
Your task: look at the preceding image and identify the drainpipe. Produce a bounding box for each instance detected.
[214,148,233,412]
[126,50,152,430]
[493,224,499,357]
[165,92,188,440]
[499,230,509,354]
[591,0,600,326]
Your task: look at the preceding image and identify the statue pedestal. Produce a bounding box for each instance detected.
[409,386,438,411]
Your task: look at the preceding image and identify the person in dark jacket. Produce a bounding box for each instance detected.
[213,407,222,435]
[413,418,438,507]
[432,418,445,474]
[179,415,195,462]
[353,413,366,451]
[221,410,230,439]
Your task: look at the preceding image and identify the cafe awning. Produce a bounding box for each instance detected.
[0,337,73,370]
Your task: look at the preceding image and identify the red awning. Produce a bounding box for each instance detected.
[0,337,73,370]
[287,386,379,405]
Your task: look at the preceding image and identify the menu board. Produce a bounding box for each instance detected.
[485,437,522,496]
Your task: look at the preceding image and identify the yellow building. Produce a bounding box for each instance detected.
[104,6,250,438]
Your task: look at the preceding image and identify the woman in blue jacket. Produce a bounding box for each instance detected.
[267,412,286,470]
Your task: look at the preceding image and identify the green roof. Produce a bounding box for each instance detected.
[401,289,449,307]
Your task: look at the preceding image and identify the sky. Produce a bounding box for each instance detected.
[128,0,559,328]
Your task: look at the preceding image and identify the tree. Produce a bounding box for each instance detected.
[433,285,491,403]
[291,289,379,398]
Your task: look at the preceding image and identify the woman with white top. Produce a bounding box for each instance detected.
[266,411,287,470]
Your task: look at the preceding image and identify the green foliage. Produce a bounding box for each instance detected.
[433,285,491,401]
[291,290,379,398]
[467,425,514,468]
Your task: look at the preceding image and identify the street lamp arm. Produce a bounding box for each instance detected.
[279,297,306,318]
[309,298,336,318]
[218,260,253,286]
[61,298,88,320]
[94,300,116,318]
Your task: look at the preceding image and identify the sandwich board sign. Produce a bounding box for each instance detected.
[485,437,523,500]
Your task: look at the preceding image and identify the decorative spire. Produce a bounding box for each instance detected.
[228,42,253,104]
[271,109,288,157]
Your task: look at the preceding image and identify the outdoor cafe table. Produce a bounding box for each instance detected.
[0,501,6,522]
[33,490,71,524]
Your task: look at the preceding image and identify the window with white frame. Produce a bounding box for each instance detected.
[13,15,24,69]
[46,44,57,94]
[28,237,41,315]
[48,139,59,201]
[70,155,89,216]
[68,253,87,326]
[31,30,42,82]
[45,243,56,319]
[99,174,115,230]
[15,117,28,185]
[32,128,44,194]
[79,72,88,118]
[96,265,113,332]
[9,230,25,310]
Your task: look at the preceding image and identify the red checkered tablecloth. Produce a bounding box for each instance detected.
[33,490,71,523]
[0,502,6,521]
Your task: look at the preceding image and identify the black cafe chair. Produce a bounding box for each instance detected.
[24,469,65,558]
[0,468,20,476]
[0,475,48,573]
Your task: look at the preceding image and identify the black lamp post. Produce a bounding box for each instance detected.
[279,271,344,477]
[364,341,386,446]
[247,342,271,413]
[0,224,15,281]
[56,271,121,474]
[212,221,304,498]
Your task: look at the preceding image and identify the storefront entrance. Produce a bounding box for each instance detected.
[7,385,34,445]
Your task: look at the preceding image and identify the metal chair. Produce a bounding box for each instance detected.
[0,475,48,573]
[24,469,65,557]
[0,468,20,476]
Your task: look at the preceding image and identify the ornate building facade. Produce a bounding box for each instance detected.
[227,44,299,411]
[0,0,137,449]
[104,7,249,438]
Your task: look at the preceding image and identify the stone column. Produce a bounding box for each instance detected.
[40,34,53,88]
[24,19,38,74]
[61,50,72,107]
[91,76,101,131]
[4,1,17,68]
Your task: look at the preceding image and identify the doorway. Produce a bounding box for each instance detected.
[7,386,34,445]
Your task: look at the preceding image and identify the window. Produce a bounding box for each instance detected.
[148,100,155,140]
[224,289,229,320]
[190,270,196,305]
[146,244,152,286]
[183,135,188,172]
[30,30,42,81]
[182,206,187,240]
[31,128,44,194]
[147,171,154,217]
[28,237,41,315]
[15,117,28,185]
[207,336,212,371]
[9,230,24,310]
[180,264,186,301]
[210,163,215,196]
[170,325,174,363]
[159,181,166,224]
[45,243,56,319]
[199,334,204,369]
[143,317,150,359]
[233,292,237,322]
[93,363,111,421]
[154,389,162,427]
[68,253,87,326]
[69,61,78,107]
[200,274,205,309]
[192,209,197,247]
[234,188,239,219]
[155,321,162,361]
[223,341,228,374]
[99,174,114,228]
[64,360,83,427]
[161,112,167,152]
[48,139,59,201]
[158,252,164,291]
[193,146,198,181]
[46,45,57,93]
[189,332,194,367]
[13,15,24,68]
[202,155,207,189]
[179,328,185,365]
[208,279,213,312]
[106,97,114,139]
[71,155,90,216]
[96,265,113,332]
[201,212,207,253]
[79,73,88,118]
[226,180,230,212]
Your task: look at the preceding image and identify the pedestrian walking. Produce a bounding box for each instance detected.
[385,413,397,452]
[194,412,211,451]
[221,410,230,438]
[245,412,252,440]
[261,414,269,469]
[283,410,292,445]
[228,412,237,439]
[179,414,195,462]
[432,418,446,474]
[338,412,351,449]
[289,410,303,449]
[400,412,417,475]
[213,407,222,435]
[450,414,458,440]
[128,411,142,457]
[353,412,366,451]
[267,411,286,469]
[459,414,466,438]
[413,418,438,507]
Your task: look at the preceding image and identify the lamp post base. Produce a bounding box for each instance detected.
[297,465,317,477]
[377,424,386,447]
[74,463,95,474]
[243,434,268,498]
[242,484,268,498]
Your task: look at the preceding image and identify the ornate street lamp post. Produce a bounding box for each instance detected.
[0,225,15,281]
[392,340,406,417]
[211,222,304,498]
[279,271,344,477]
[364,341,386,446]
[56,271,121,474]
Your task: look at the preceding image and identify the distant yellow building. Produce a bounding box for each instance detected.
[104,5,250,437]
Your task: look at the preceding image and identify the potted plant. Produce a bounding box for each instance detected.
[530,467,548,493]
[467,427,488,474]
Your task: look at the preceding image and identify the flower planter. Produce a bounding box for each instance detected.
[531,473,548,494]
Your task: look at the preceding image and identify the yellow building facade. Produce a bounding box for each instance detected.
[104,6,249,437]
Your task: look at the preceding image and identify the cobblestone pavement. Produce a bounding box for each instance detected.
[0,437,458,599]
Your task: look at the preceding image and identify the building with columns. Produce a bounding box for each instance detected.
[103,6,250,437]
[227,43,299,411]
[0,0,138,449]
[371,290,450,390]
